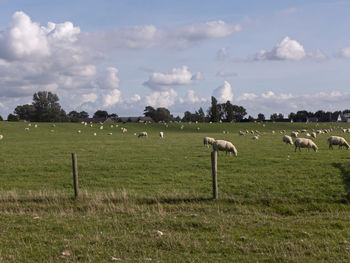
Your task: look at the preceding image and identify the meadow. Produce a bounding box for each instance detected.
[0,121,350,262]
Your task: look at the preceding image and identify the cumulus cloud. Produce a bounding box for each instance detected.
[145,89,177,108]
[103,89,121,107]
[213,81,233,103]
[0,12,50,60]
[143,66,201,91]
[250,36,306,61]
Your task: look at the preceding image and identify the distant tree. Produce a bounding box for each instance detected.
[257,113,265,121]
[231,105,247,122]
[196,107,206,122]
[93,110,109,119]
[144,106,173,122]
[182,111,193,122]
[79,111,89,119]
[14,104,35,121]
[207,96,220,122]
[108,113,118,118]
[248,115,255,122]
[144,106,156,119]
[7,114,19,121]
[223,101,234,122]
[32,91,68,122]
[174,116,181,122]
[0,115,3,121]
[270,113,284,121]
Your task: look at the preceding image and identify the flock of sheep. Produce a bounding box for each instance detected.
[204,126,350,156]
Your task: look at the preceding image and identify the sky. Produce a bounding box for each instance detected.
[0,0,350,119]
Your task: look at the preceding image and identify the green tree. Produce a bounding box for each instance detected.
[0,115,3,121]
[14,104,36,121]
[207,96,220,122]
[7,114,19,121]
[257,113,265,121]
[93,110,108,119]
[32,91,67,122]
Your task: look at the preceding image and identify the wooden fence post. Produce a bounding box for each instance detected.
[211,151,218,199]
[72,153,79,199]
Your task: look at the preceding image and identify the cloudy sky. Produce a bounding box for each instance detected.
[0,0,350,118]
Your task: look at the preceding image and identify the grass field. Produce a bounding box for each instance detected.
[1,121,350,262]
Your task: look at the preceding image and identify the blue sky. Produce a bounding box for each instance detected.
[0,0,350,118]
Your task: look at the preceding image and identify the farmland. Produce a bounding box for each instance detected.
[1,121,350,262]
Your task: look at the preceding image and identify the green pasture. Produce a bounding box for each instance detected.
[0,121,350,262]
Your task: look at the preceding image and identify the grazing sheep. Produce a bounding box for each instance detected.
[24,127,29,131]
[311,132,316,139]
[0,135,3,140]
[77,130,81,134]
[328,136,350,150]
[108,132,113,135]
[239,131,245,136]
[212,140,238,156]
[291,131,298,138]
[93,133,97,136]
[121,128,127,133]
[99,126,104,130]
[203,137,215,147]
[272,130,275,134]
[252,135,259,140]
[159,131,164,138]
[283,135,293,145]
[34,124,38,128]
[294,138,318,152]
[138,131,148,138]
[305,132,311,137]
[110,125,114,128]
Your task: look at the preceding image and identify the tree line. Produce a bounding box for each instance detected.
[1,91,349,123]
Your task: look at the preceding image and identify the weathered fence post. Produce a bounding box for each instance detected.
[211,151,218,200]
[72,153,79,199]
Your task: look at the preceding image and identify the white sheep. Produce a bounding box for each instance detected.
[99,126,104,130]
[121,128,127,133]
[311,132,316,139]
[93,133,97,136]
[138,131,148,138]
[159,131,164,138]
[239,131,245,136]
[203,137,215,147]
[34,124,38,128]
[294,138,318,152]
[212,140,238,156]
[77,130,81,134]
[108,132,113,135]
[328,136,350,150]
[252,135,259,140]
[0,135,3,140]
[283,135,293,145]
[291,131,298,138]
[24,127,29,131]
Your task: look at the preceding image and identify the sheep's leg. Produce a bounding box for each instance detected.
[295,146,297,152]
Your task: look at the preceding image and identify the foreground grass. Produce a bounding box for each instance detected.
[0,121,350,262]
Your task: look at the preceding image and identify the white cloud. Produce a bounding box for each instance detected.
[97,67,120,90]
[339,47,350,58]
[103,89,121,107]
[250,36,306,61]
[82,20,241,51]
[145,89,177,108]
[0,12,50,60]
[143,66,201,91]
[213,81,233,103]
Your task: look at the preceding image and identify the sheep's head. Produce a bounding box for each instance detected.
[312,144,318,152]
